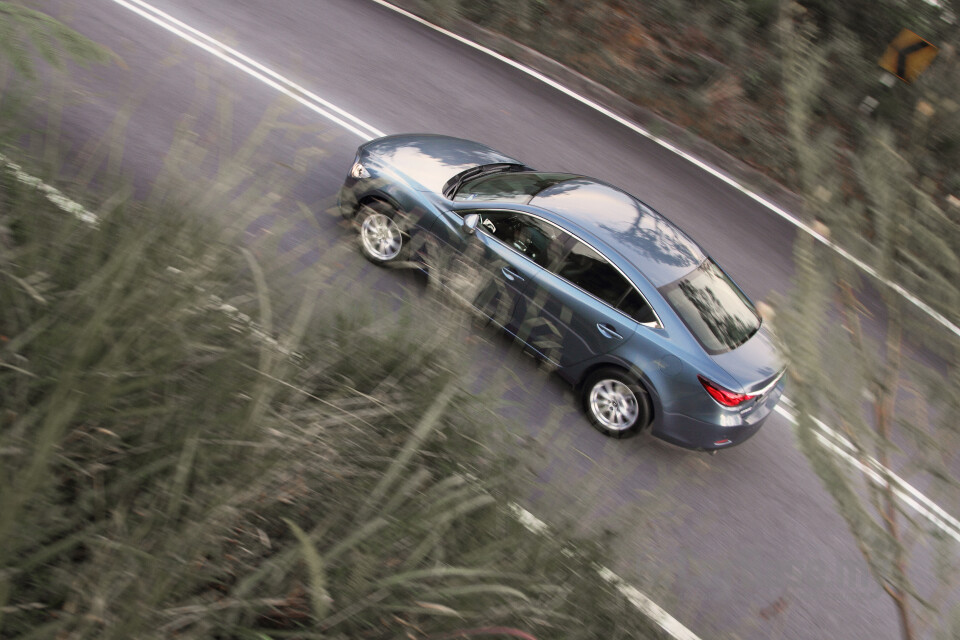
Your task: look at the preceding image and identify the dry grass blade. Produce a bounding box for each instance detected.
[359,379,459,519]
[284,519,330,622]
[375,568,519,589]
[426,627,539,640]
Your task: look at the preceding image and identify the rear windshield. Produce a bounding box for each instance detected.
[453,172,574,203]
[659,260,760,354]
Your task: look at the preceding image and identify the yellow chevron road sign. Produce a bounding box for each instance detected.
[879,29,938,83]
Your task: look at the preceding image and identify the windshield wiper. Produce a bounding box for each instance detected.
[444,163,525,199]
[444,167,484,199]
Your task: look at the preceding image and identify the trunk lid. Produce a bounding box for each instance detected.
[711,324,785,394]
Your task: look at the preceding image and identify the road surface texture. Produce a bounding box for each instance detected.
[21,0,958,637]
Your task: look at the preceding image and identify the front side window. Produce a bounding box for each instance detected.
[454,172,574,203]
[476,211,568,269]
[554,241,656,324]
[659,259,760,354]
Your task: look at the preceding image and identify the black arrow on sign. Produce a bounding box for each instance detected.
[896,40,930,78]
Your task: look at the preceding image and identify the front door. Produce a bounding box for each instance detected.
[429,209,566,331]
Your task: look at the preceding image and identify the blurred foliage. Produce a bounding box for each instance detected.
[0,1,113,78]
[776,5,959,638]
[0,159,666,638]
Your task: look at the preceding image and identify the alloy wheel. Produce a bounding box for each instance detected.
[360,212,402,261]
[588,379,640,430]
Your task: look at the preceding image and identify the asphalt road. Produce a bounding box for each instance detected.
[23,0,957,638]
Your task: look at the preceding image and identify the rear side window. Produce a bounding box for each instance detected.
[454,172,573,203]
[619,288,657,325]
[660,260,760,354]
[555,241,657,324]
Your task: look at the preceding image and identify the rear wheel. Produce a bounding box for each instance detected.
[582,367,651,439]
[357,201,404,264]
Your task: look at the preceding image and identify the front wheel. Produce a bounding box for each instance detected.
[358,201,404,264]
[582,367,651,439]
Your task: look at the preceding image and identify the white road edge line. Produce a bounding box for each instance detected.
[0,154,99,226]
[106,0,385,141]
[775,404,960,543]
[508,503,703,640]
[368,0,960,341]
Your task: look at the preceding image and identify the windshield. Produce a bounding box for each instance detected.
[453,171,575,203]
[659,260,760,354]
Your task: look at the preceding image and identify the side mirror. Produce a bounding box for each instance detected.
[462,213,480,235]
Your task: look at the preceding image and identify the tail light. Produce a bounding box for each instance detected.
[698,375,756,407]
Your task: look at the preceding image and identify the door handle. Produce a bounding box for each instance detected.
[501,267,524,282]
[597,323,623,340]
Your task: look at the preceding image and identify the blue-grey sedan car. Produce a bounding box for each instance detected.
[338,134,785,451]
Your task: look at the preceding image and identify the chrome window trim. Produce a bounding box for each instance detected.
[752,367,787,398]
[458,207,664,329]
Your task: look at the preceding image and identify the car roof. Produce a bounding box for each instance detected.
[529,177,705,287]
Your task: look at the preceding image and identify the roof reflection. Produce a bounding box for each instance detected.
[532,179,704,286]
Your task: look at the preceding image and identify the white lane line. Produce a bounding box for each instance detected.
[105,0,384,141]
[368,0,960,341]
[0,154,100,225]
[508,504,703,640]
[0,155,300,357]
[775,403,960,543]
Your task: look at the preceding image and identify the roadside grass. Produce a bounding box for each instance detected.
[0,60,666,638]
[0,153,668,639]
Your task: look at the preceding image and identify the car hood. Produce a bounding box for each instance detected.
[711,324,785,394]
[363,134,526,194]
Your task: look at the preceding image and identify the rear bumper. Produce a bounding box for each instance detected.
[653,378,784,451]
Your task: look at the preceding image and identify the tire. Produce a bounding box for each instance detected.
[581,367,651,439]
[357,200,405,265]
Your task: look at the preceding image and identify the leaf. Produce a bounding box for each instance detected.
[376,567,519,589]
[0,2,114,78]
[284,518,330,622]
[420,584,530,602]
[360,380,459,518]
[413,601,462,616]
